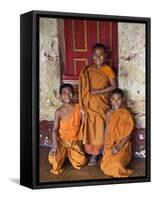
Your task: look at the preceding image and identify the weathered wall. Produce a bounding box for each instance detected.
[39,18,61,121]
[118,23,145,158]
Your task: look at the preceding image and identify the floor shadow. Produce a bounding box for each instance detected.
[9,178,20,185]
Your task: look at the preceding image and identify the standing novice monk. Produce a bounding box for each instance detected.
[101,88,134,177]
[79,43,117,166]
[48,84,87,175]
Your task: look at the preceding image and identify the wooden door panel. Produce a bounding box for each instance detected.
[63,19,118,80]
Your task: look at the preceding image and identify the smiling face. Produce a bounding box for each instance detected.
[60,87,74,103]
[111,93,124,110]
[92,48,106,68]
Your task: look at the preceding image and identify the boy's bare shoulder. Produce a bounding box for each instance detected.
[55,105,64,115]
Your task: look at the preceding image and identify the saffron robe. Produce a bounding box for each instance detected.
[79,64,115,154]
[100,108,134,177]
[48,104,87,174]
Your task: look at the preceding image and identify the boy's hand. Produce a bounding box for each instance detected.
[49,145,59,156]
[80,109,85,115]
[112,143,122,155]
[80,110,85,122]
[112,146,119,155]
[90,88,101,95]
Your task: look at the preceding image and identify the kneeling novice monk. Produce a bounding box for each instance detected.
[48,83,87,174]
[100,88,134,178]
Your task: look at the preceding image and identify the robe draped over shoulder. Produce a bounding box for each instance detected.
[59,104,80,142]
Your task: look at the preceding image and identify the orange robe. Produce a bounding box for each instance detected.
[79,64,115,155]
[100,108,134,177]
[48,104,87,174]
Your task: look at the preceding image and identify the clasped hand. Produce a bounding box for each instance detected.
[90,88,101,95]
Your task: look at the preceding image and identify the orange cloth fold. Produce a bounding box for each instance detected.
[79,65,115,150]
[100,108,134,177]
[100,65,116,79]
[48,140,87,174]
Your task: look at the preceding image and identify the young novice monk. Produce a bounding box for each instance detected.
[79,43,117,165]
[100,88,134,177]
[48,84,87,174]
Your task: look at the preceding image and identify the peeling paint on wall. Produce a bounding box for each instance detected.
[39,18,61,121]
[118,23,145,129]
[118,23,146,158]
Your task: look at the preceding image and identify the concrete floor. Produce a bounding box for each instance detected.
[39,146,146,183]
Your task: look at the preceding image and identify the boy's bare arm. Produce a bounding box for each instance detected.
[80,109,85,122]
[104,111,110,152]
[49,110,60,156]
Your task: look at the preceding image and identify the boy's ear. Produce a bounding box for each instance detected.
[59,94,62,101]
[122,96,125,103]
[110,96,113,105]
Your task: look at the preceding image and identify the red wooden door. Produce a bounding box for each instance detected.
[63,19,118,80]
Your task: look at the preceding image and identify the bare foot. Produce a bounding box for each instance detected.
[88,155,98,166]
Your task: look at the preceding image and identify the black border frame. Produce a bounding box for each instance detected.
[20,10,151,189]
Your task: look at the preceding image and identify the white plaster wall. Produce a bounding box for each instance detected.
[118,23,145,128]
[39,18,61,121]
